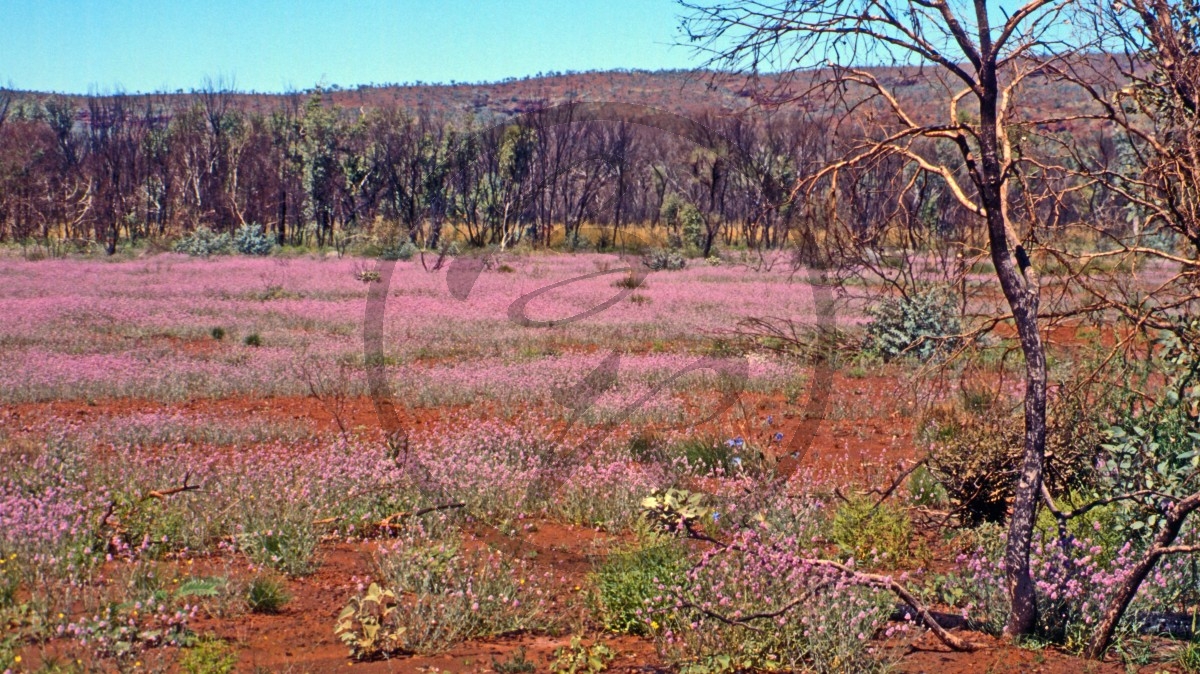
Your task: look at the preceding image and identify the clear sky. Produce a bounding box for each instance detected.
[0,1,696,94]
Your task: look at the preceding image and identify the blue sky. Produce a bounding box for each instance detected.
[0,1,695,93]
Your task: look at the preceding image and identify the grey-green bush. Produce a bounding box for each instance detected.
[174,227,233,257]
[865,288,961,361]
[642,248,686,271]
[381,239,419,261]
[233,223,274,256]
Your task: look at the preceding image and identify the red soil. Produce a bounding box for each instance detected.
[5,360,1188,672]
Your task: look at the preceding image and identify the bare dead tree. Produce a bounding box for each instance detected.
[294,352,354,442]
[680,0,1101,637]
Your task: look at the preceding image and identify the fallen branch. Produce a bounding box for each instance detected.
[682,525,980,652]
[806,559,981,652]
[376,502,466,529]
[675,582,829,633]
[142,472,201,501]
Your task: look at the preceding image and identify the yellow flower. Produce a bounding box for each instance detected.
[651,620,660,630]
[14,655,22,663]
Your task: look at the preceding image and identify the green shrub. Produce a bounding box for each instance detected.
[362,536,546,655]
[680,204,705,250]
[550,636,614,674]
[1097,325,1200,539]
[246,574,290,613]
[336,583,406,659]
[243,333,262,347]
[831,497,920,569]
[672,437,759,476]
[864,288,961,361]
[908,465,948,508]
[233,223,274,256]
[210,327,225,340]
[174,576,226,601]
[592,533,687,635]
[180,636,238,674]
[238,517,317,575]
[493,647,537,673]
[174,227,233,257]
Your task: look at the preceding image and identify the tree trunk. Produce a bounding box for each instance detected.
[1085,492,1200,658]
[975,54,1049,639]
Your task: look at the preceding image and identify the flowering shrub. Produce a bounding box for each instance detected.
[0,441,104,588]
[64,597,195,660]
[412,422,557,523]
[944,519,1200,651]
[650,528,903,673]
[367,532,551,655]
[236,503,320,576]
[555,456,668,530]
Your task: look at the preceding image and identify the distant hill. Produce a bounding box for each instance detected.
[7,63,1117,126]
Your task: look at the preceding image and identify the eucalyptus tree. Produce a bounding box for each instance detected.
[681,0,1099,637]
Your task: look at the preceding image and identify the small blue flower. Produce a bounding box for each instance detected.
[712,512,720,522]
[731,457,743,468]
[766,415,774,425]
[733,436,744,447]
[773,432,785,442]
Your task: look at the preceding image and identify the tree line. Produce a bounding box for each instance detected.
[0,75,1151,256]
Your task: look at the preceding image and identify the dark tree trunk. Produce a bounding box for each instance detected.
[1085,493,1200,658]
[972,45,1049,638]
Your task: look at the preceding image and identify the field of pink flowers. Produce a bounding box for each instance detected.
[0,251,1194,673]
[0,253,822,412]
